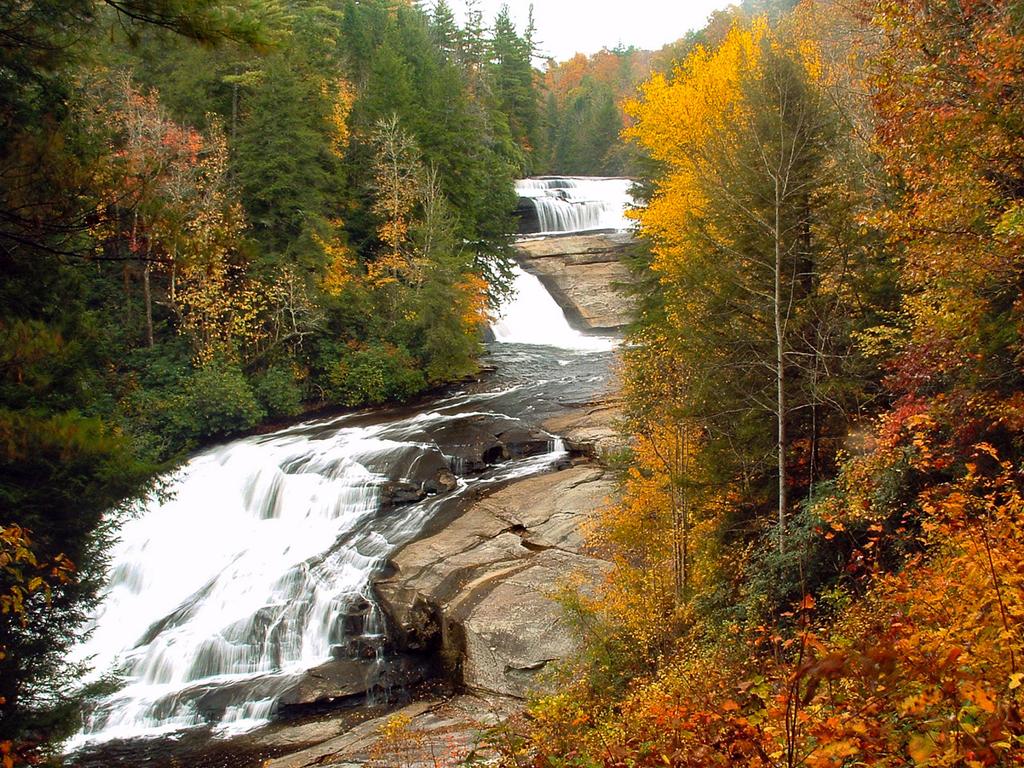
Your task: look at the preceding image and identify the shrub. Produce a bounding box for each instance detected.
[254,365,304,418]
[179,361,265,440]
[327,344,426,407]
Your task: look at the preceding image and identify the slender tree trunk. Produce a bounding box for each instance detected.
[231,82,239,144]
[679,426,689,602]
[672,488,683,606]
[681,485,689,602]
[669,426,691,607]
[775,181,787,555]
[143,253,155,348]
[170,244,177,305]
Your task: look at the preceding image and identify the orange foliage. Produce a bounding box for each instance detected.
[870,0,1024,393]
[510,4,1024,768]
[524,410,1024,766]
[455,274,490,329]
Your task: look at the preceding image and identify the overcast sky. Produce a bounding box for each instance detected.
[447,0,731,63]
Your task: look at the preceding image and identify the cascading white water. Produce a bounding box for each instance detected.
[68,177,625,757]
[490,265,616,352]
[67,407,570,750]
[516,177,635,235]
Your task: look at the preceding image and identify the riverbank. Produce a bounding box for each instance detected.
[64,201,637,763]
[69,394,624,768]
[64,342,624,766]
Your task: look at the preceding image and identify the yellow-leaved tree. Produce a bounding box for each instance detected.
[624,17,860,554]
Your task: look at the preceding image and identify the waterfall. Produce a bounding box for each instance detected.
[67,406,571,750]
[515,176,635,236]
[67,180,622,756]
[490,265,616,352]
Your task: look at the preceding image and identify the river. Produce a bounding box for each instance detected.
[65,176,633,765]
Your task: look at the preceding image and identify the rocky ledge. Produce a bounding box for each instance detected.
[515,232,636,331]
[374,398,622,700]
[260,398,623,767]
[376,464,614,698]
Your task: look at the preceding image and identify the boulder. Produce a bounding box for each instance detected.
[277,655,431,712]
[360,444,453,489]
[458,550,610,698]
[277,659,378,708]
[426,416,510,474]
[514,232,636,331]
[379,480,428,511]
[493,424,553,459]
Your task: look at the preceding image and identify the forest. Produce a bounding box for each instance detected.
[507,1,1024,767]
[3,0,1024,766]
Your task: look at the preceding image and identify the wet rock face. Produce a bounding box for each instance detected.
[516,198,542,235]
[277,655,432,714]
[427,415,553,475]
[379,481,428,511]
[374,417,554,511]
[493,424,553,459]
[278,659,379,709]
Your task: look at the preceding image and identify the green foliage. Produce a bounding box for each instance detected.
[538,46,652,176]
[0,0,542,754]
[253,365,304,418]
[233,53,343,273]
[489,4,541,171]
[0,408,151,746]
[177,361,265,439]
[326,343,426,407]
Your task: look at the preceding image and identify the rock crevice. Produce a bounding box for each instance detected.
[374,407,620,701]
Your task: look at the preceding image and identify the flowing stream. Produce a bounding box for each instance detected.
[66,177,629,757]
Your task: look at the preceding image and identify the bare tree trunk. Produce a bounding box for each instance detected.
[672,488,683,606]
[681,486,689,601]
[679,426,690,602]
[668,425,692,607]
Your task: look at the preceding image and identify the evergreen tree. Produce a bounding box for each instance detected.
[489,4,541,171]
[234,54,343,275]
[430,0,461,62]
[0,0,275,753]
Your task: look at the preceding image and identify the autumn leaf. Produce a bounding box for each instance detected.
[908,733,939,765]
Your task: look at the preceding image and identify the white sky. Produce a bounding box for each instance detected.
[448,0,732,63]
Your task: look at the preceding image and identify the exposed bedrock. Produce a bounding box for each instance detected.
[514,232,637,331]
[374,400,623,700]
[261,403,624,766]
[376,466,614,699]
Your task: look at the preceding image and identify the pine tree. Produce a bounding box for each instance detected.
[233,54,343,275]
[489,4,541,169]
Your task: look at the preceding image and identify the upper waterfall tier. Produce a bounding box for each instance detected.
[515,177,635,236]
